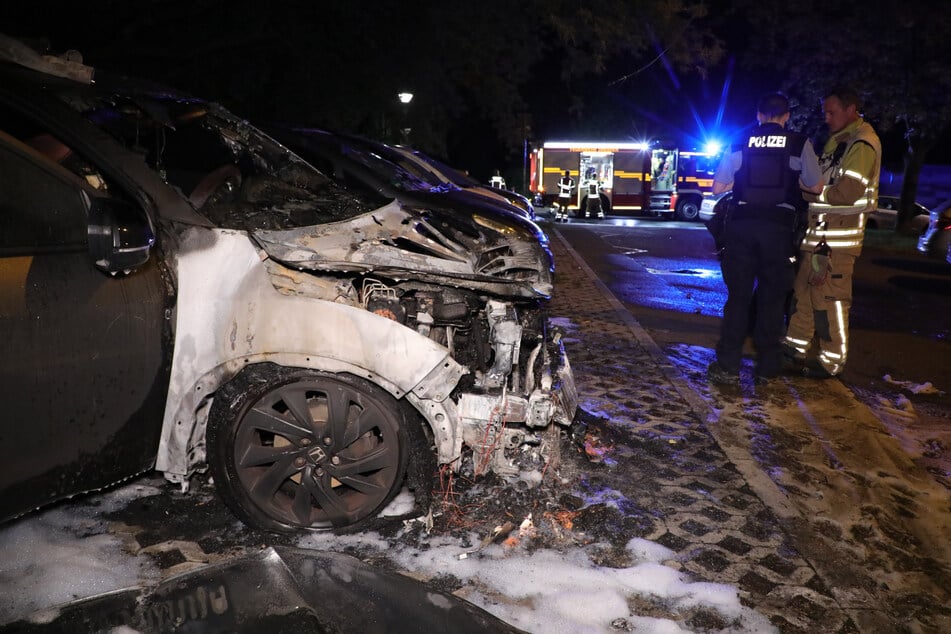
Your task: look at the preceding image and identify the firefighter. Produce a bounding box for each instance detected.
[584,175,604,219]
[489,169,506,189]
[707,92,822,385]
[784,87,881,379]
[555,170,574,222]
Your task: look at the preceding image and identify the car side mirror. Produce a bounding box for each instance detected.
[88,197,154,275]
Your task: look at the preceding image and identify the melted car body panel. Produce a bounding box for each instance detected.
[9,547,523,633]
[253,200,553,298]
[157,216,577,483]
[156,226,467,479]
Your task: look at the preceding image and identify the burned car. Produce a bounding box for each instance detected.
[0,38,577,533]
[290,128,536,221]
[263,125,540,228]
[387,144,537,220]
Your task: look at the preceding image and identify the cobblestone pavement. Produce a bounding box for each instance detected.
[547,230,951,633]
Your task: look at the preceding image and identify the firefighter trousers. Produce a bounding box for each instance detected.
[716,218,795,377]
[585,195,603,218]
[785,249,856,376]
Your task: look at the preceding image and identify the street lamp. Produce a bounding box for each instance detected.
[397,92,413,144]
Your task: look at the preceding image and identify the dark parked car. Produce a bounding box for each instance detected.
[265,126,543,232]
[389,145,537,220]
[296,130,535,221]
[866,195,930,230]
[917,198,951,265]
[0,37,576,533]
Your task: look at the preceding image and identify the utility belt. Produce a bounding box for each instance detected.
[707,202,805,257]
[728,203,797,226]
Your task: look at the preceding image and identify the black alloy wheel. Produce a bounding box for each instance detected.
[208,364,408,532]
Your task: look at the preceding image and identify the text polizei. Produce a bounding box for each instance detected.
[748,135,787,148]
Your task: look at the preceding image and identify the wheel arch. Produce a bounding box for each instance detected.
[156,350,462,485]
[675,195,701,220]
[155,229,466,486]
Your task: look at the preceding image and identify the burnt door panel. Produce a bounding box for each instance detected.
[0,139,171,520]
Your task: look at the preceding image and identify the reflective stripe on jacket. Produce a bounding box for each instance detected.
[802,120,881,256]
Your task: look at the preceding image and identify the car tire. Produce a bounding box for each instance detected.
[675,198,700,221]
[208,363,412,533]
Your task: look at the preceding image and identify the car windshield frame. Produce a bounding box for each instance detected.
[39,70,381,230]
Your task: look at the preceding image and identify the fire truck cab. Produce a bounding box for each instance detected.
[530,141,719,221]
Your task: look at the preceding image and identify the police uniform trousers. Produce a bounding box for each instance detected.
[716,216,795,377]
[785,248,855,376]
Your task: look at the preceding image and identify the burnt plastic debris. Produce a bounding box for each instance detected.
[7,547,525,633]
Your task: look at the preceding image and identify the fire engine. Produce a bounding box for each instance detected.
[529,140,721,220]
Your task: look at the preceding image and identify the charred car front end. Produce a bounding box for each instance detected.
[155,107,577,531]
[0,40,576,533]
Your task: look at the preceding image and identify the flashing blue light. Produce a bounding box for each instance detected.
[704,141,722,156]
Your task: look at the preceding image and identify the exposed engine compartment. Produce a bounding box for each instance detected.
[367,278,575,475]
[264,260,577,476]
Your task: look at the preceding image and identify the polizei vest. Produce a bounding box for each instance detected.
[733,122,807,211]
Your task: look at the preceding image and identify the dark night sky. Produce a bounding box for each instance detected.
[0,3,771,178]
[3,2,946,187]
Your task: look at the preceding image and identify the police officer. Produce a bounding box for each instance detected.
[555,170,574,222]
[707,92,823,385]
[785,87,881,379]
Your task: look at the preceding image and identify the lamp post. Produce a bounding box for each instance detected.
[397,91,413,144]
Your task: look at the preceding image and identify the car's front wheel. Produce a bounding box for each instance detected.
[208,364,410,533]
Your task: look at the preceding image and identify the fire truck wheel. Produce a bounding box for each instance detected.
[675,198,700,221]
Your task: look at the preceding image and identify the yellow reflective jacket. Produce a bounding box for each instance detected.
[802,119,881,256]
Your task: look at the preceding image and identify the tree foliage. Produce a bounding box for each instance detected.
[7,0,722,172]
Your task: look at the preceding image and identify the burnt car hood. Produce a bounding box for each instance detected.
[0,57,553,298]
[254,199,554,299]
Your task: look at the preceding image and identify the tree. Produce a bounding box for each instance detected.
[5,0,722,179]
[732,0,951,232]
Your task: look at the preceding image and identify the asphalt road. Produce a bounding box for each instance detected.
[550,214,951,489]
[551,215,951,400]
